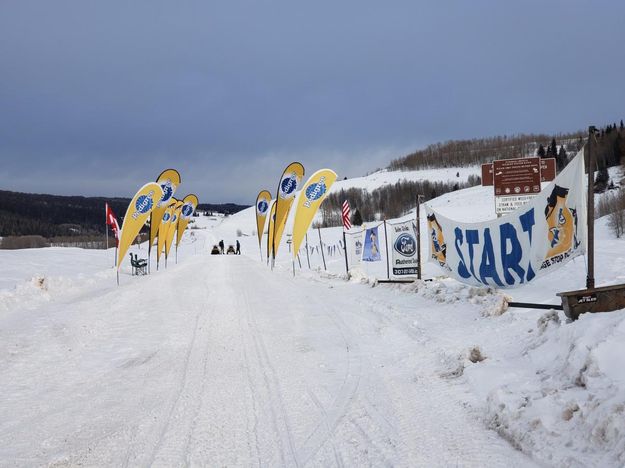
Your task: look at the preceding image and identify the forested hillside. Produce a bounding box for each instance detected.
[320,121,625,226]
[388,131,584,170]
[0,190,248,240]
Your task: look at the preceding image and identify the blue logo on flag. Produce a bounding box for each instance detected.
[280,174,297,197]
[163,212,171,222]
[159,182,174,204]
[182,204,194,218]
[305,182,326,202]
[394,233,416,257]
[135,195,153,214]
[257,199,269,214]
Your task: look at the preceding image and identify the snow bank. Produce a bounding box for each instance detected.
[470,310,625,467]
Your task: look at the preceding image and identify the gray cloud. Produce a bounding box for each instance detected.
[1,0,624,203]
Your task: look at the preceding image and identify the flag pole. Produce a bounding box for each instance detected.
[148,214,152,275]
[105,203,110,266]
[342,231,349,275]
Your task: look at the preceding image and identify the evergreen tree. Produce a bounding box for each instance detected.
[595,167,609,192]
[557,146,568,171]
[621,119,624,130]
[351,209,363,226]
[549,138,558,159]
[537,144,546,158]
[615,132,625,166]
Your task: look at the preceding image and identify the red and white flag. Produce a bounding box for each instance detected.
[105,203,120,246]
[342,200,351,231]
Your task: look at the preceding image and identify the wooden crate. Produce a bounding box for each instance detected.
[557,283,625,320]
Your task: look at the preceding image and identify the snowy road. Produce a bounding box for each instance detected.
[0,250,536,467]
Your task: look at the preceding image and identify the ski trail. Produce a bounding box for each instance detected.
[0,249,539,467]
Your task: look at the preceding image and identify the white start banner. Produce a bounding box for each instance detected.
[425,150,586,289]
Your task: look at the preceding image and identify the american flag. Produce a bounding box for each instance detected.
[342,200,351,231]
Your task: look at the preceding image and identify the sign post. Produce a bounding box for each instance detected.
[493,157,541,215]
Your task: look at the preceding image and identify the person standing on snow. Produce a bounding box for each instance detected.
[219,239,224,254]
[236,240,240,255]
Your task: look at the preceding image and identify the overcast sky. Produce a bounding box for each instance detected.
[1,0,624,204]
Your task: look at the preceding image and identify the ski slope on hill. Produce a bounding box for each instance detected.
[1,169,624,466]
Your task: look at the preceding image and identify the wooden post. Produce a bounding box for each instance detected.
[417,195,423,280]
[587,126,596,289]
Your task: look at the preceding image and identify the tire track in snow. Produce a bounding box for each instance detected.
[297,300,363,466]
[346,289,538,466]
[182,257,261,466]
[142,260,217,467]
[144,310,202,466]
[240,280,300,467]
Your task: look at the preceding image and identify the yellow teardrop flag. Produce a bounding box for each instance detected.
[149,169,181,256]
[165,201,183,259]
[272,162,304,260]
[292,169,337,258]
[156,200,177,266]
[117,182,164,269]
[176,194,199,248]
[266,201,277,261]
[255,190,272,252]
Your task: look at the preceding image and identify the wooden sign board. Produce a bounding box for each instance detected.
[493,157,541,196]
[481,163,494,186]
[540,158,556,182]
[483,157,554,186]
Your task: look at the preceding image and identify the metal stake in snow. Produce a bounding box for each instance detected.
[305,233,311,269]
[317,227,326,270]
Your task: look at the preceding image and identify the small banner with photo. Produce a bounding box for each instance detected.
[389,220,419,276]
[362,225,382,262]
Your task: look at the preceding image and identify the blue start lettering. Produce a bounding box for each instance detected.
[453,208,535,286]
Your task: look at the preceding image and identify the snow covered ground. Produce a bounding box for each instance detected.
[1,169,624,467]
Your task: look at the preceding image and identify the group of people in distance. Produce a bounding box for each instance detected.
[216,239,241,255]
